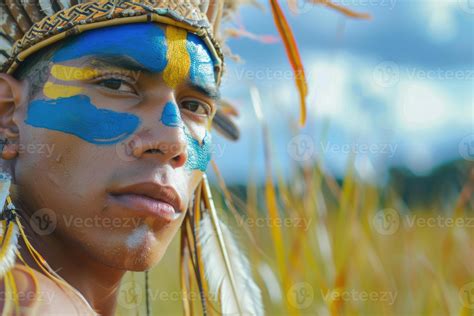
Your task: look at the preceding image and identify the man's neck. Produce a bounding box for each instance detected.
[18,222,125,316]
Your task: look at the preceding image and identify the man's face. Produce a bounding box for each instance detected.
[13,23,218,270]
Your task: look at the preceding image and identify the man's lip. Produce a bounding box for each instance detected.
[108,182,182,213]
[109,194,180,222]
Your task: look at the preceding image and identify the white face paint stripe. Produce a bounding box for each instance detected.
[125,224,149,250]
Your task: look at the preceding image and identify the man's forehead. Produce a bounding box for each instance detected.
[50,23,218,90]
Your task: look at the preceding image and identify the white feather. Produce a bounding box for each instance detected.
[58,0,72,9]
[0,173,12,211]
[199,213,264,316]
[257,263,282,304]
[39,0,55,16]
[0,173,19,277]
[0,222,19,277]
[0,35,13,53]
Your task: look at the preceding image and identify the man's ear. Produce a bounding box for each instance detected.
[0,73,27,141]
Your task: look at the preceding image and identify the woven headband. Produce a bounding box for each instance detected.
[0,0,225,85]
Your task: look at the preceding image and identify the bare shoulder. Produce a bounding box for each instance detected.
[0,264,95,315]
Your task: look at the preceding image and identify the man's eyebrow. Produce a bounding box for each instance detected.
[82,55,151,73]
[81,55,220,99]
[187,81,221,101]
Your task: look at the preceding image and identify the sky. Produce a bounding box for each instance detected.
[211,0,474,184]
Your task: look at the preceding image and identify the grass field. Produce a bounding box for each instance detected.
[117,147,473,315]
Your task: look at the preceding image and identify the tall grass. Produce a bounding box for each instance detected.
[117,134,473,316]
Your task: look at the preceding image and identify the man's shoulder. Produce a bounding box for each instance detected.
[0,264,94,315]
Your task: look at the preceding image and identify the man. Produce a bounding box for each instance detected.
[0,1,267,315]
[0,0,332,314]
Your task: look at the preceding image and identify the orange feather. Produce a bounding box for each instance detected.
[269,0,308,126]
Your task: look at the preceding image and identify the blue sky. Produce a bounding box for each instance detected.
[211,0,474,184]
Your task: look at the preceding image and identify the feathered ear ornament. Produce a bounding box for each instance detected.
[181,174,263,316]
[0,173,20,277]
[0,171,95,315]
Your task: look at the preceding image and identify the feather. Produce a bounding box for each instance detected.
[206,0,225,35]
[21,1,47,23]
[0,173,11,207]
[200,0,210,13]
[0,34,13,54]
[310,0,371,19]
[0,55,7,66]
[38,0,55,17]
[212,108,240,141]
[5,0,33,33]
[199,176,263,316]
[0,173,19,277]
[0,220,19,277]
[268,0,308,126]
[56,0,73,10]
[0,4,22,41]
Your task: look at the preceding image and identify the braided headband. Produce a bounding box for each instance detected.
[0,0,225,85]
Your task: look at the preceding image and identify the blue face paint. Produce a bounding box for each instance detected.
[52,24,168,73]
[160,102,183,127]
[186,34,217,89]
[25,95,141,145]
[184,128,212,172]
[159,102,211,171]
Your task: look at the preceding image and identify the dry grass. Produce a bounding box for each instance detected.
[117,152,473,316]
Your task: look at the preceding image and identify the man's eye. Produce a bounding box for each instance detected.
[181,100,211,116]
[97,78,136,94]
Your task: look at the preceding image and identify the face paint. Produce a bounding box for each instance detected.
[163,26,191,88]
[51,64,100,81]
[160,102,183,127]
[184,129,212,172]
[51,23,217,88]
[159,102,211,171]
[52,24,168,73]
[25,95,141,145]
[43,82,83,99]
[186,34,216,89]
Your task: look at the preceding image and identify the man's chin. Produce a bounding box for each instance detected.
[83,226,169,272]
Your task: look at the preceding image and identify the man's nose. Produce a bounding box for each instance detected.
[129,105,188,169]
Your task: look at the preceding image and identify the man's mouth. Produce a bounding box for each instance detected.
[108,182,182,222]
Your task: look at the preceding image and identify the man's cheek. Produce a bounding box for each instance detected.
[184,127,212,172]
[24,95,141,145]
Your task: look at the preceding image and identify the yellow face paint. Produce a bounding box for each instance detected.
[51,64,100,81]
[43,64,99,99]
[163,26,191,88]
[43,82,83,99]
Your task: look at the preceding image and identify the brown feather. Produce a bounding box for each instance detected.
[5,0,33,33]
[212,108,240,141]
[269,0,308,126]
[21,1,46,23]
[0,3,22,41]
